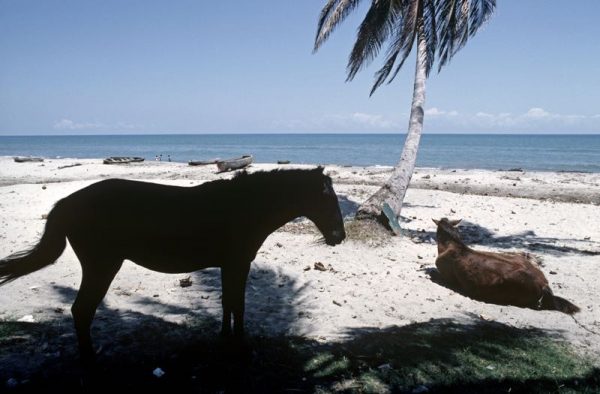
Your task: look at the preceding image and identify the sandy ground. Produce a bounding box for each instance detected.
[0,156,599,365]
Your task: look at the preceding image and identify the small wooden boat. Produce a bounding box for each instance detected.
[188,159,219,166]
[277,160,291,165]
[216,155,253,173]
[14,156,44,163]
[103,157,145,165]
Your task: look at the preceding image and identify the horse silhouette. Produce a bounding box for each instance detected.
[433,218,578,314]
[0,167,346,363]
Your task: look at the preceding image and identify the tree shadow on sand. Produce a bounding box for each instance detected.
[404,220,600,257]
[0,264,312,392]
[334,319,599,393]
[1,284,598,394]
[457,221,600,257]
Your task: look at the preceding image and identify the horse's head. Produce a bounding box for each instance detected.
[304,168,346,246]
[432,218,463,251]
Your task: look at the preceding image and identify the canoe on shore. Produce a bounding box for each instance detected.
[103,157,145,165]
[216,155,253,173]
[14,157,44,163]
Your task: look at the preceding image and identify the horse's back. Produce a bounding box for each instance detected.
[449,248,547,305]
[66,178,223,220]
[60,179,236,271]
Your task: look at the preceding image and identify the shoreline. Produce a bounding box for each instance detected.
[1,155,599,370]
[1,156,599,204]
[4,154,600,173]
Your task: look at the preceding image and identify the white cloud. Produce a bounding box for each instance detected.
[524,107,550,118]
[53,119,142,131]
[425,107,458,117]
[272,112,401,131]
[424,107,600,132]
[53,119,104,130]
[273,107,600,133]
[350,112,395,128]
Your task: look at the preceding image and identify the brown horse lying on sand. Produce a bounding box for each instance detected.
[0,168,346,364]
[433,218,579,314]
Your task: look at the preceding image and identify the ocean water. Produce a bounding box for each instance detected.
[1,134,599,172]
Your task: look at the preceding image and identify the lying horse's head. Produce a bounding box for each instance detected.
[433,218,463,250]
[304,167,346,246]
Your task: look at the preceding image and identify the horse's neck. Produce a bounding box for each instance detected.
[249,187,306,236]
[436,231,467,255]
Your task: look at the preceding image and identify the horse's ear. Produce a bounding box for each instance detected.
[316,166,324,174]
[449,219,462,226]
[432,218,440,225]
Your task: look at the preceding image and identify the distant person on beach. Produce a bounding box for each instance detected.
[168,155,171,162]
[155,155,159,161]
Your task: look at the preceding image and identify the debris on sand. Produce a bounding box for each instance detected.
[179,277,193,288]
[152,367,165,378]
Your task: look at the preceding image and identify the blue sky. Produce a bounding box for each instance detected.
[1,0,599,135]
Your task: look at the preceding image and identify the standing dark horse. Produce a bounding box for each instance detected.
[0,168,346,363]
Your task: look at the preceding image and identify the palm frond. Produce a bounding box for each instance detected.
[382,0,420,86]
[469,0,495,36]
[314,0,364,51]
[437,0,496,71]
[314,0,496,93]
[421,0,437,74]
[455,0,471,53]
[436,0,458,71]
[346,0,397,81]
[370,50,400,96]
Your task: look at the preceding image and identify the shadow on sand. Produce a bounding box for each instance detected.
[1,268,598,392]
[405,220,600,257]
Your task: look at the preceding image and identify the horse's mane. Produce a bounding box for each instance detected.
[198,167,327,195]
[233,167,324,181]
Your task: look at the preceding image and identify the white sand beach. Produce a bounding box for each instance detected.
[0,156,599,364]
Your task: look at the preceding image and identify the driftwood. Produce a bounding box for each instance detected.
[14,157,44,163]
[188,159,219,166]
[58,163,82,170]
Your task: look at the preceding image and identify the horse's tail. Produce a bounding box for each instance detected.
[540,286,580,315]
[0,202,67,286]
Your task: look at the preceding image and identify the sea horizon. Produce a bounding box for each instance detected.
[2,132,600,137]
[1,133,599,173]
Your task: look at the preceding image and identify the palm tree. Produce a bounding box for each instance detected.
[314,0,496,233]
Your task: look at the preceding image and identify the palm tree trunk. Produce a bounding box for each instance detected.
[355,29,428,234]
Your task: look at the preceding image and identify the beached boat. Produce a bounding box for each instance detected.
[188,159,219,166]
[103,157,145,165]
[14,156,44,163]
[216,155,253,172]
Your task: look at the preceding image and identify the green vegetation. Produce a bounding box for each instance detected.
[290,320,599,393]
[1,316,597,392]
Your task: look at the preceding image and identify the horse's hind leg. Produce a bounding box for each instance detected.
[70,246,122,364]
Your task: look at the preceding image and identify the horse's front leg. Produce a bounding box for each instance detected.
[220,261,251,340]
